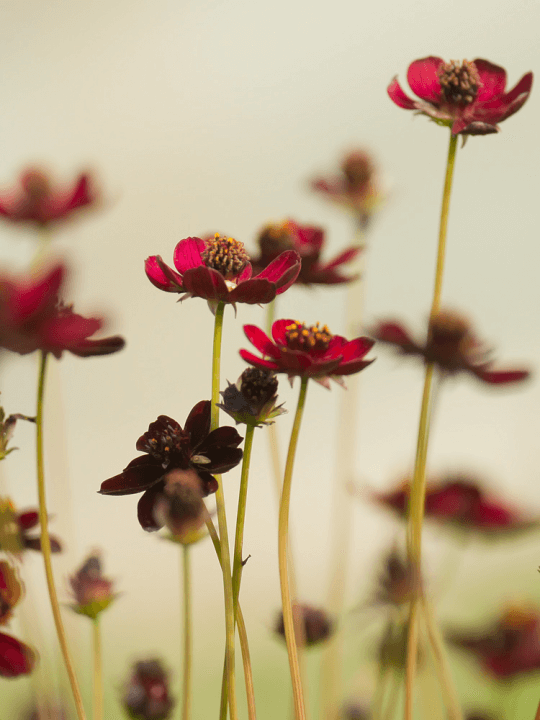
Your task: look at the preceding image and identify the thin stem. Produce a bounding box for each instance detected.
[232,425,255,608]
[35,351,87,720]
[278,377,309,720]
[371,620,395,720]
[404,130,458,720]
[181,545,192,720]
[93,619,103,720]
[266,298,276,336]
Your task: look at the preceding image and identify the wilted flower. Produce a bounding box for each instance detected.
[145,234,300,312]
[0,263,125,358]
[240,319,374,388]
[218,367,286,427]
[122,659,174,720]
[0,168,96,226]
[388,57,533,135]
[0,405,34,461]
[251,220,361,285]
[69,552,116,620]
[100,401,243,531]
[0,498,61,556]
[275,604,333,647]
[373,310,529,385]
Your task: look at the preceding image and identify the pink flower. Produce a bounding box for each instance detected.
[388,57,533,135]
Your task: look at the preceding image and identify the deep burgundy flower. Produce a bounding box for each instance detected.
[122,659,174,720]
[449,606,540,679]
[145,234,301,311]
[0,168,96,226]
[251,220,361,285]
[373,310,529,385]
[0,263,125,358]
[240,318,374,388]
[388,57,533,135]
[0,499,62,555]
[275,605,334,647]
[99,401,243,531]
[69,552,116,620]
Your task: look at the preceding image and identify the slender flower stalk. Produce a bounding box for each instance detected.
[278,377,309,720]
[182,545,192,720]
[405,130,458,720]
[35,351,87,720]
[232,425,255,609]
[93,618,103,720]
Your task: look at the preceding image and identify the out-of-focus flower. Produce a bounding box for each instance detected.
[388,57,533,135]
[145,234,300,312]
[275,604,333,647]
[0,559,37,678]
[448,605,540,679]
[152,468,208,540]
[373,310,529,385]
[311,150,383,228]
[373,476,538,536]
[0,168,96,226]
[218,367,286,427]
[0,498,62,556]
[69,552,116,620]
[374,549,418,607]
[100,402,243,531]
[240,319,374,388]
[0,263,125,358]
[0,561,23,625]
[122,659,174,720]
[0,404,34,461]
[251,220,361,285]
[341,702,369,720]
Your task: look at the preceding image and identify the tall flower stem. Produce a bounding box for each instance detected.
[93,618,103,720]
[211,302,238,720]
[35,351,87,720]
[404,130,458,720]
[181,545,192,720]
[278,377,309,720]
[232,424,255,609]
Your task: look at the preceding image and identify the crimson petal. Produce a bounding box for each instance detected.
[243,325,281,359]
[321,246,362,272]
[145,256,184,292]
[239,349,280,370]
[373,321,415,349]
[473,59,507,102]
[0,632,36,677]
[271,318,295,346]
[387,78,418,109]
[184,401,211,449]
[472,367,530,385]
[17,511,39,531]
[182,267,229,301]
[173,237,206,273]
[407,57,444,103]
[256,250,301,284]
[228,278,276,304]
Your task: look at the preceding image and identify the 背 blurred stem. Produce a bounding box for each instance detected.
[210,302,238,720]
[371,619,395,720]
[31,225,53,270]
[278,377,309,720]
[181,545,192,720]
[404,130,458,720]
[93,618,103,720]
[35,351,87,720]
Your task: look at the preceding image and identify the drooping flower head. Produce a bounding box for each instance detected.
[0,498,62,556]
[240,318,374,388]
[69,551,116,620]
[0,168,96,226]
[388,57,533,135]
[251,220,361,285]
[99,401,243,531]
[218,367,286,427]
[275,604,334,647]
[145,234,301,312]
[122,659,174,720]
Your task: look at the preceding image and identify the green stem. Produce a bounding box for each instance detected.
[35,352,87,720]
[232,425,255,610]
[93,618,103,720]
[404,130,458,720]
[182,545,192,720]
[278,377,309,720]
[266,298,276,336]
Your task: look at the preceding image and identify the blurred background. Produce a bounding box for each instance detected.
[0,0,539,716]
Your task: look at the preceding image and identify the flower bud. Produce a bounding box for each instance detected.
[122,659,174,720]
[275,604,333,647]
[218,368,286,427]
[69,551,116,620]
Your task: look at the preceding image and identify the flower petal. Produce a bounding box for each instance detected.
[337,357,375,376]
[373,321,415,349]
[145,256,184,292]
[255,250,301,285]
[184,401,211,449]
[471,367,530,385]
[99,456,163,495]
[17,511,39,531]
[69,334,125,358]
[182,267,229,301]
[501,71,533,106]
[9,264,65,324]
[271,318,295,346]
[243,325,281,358]
[137,485,165,531]
[236,263,252,282]
[407,57,444,102]
[228,278,276,305]
[239,349,280,370]
[200,446,244,474]
[321,246,362,272]
[387,77,419,110]
[0,632,37,677]
[473,59,507,102]
[173,238,206,273]
[23,534,62,553]
[339,336,375,362]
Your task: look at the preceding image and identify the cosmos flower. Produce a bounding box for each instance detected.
[240,319,374,388]
[69,552,116,620]
[388,57,533,135]
[251,220,361,285]
[373,310,529,385]
[122,659,174,720]
[0,498,62,556]
[99,401,243,531]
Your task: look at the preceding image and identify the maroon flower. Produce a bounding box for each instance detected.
[275,605,334,647]
[99,401,243,531]
[122,659,174,720]
[373,310,529,385]
[145,234,300,311]
[0,499,62,555]
[69,552,116,620]
[240,318,374,388]
[251,220,361,285]
[449,606,540,679]
[388,57,533,135]
[0,263,125,358]
[0,168,96,226]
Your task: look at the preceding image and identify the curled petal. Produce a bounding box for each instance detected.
[243,325,281,358]
[373,321,416,349]
[256,250,301,286]
[501,71,533,105]
[236,264,253,282]
[9,264,65,323]
[145,256,184,292]
[387,77,419,109]
[406,57,444,102]
[473,59,507,102]
[173,237,206,274]
[339,336,375,362]
[321,246,362,272]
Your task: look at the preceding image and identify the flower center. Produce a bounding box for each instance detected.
[284,321,333,352]
[202,233,250,279]
[438,60,481,106]
[139,419,187,469]
[240,367,278,405]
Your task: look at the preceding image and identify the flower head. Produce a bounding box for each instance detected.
[0,168,96,226]
[69,551,116,620]
[145,234,300,312]
[0,263,125,358]
[217,367,286,427]
[251,220,361,285]
[0,498,62,556]
[240,319,374,388]
[373,310,529,385]
[122,659,174,720]
[275,604,333,647]
[99,401,243,531]
[388,57,533,135]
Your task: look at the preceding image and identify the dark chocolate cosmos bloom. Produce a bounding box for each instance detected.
[0,498,62,556]
[275,604,333,647]
[373,310,529,385]
[99,401,243,531]
[388,57,533,135]
[122,658,174,720]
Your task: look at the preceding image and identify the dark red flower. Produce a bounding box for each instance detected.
[0,168,96,226]
[0,631,36,678]
[0,263,125,358]
[145,234,300,311]
[388,57,533,135]
[449,606,540,679]
[0,498,62,555]
[275,605,334,647]
[69,552,116,620]
[240,319,374,388]
[251,220,361,285]
[99,401,243,531]
[373,310,529,385]
[123,658,174,720]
